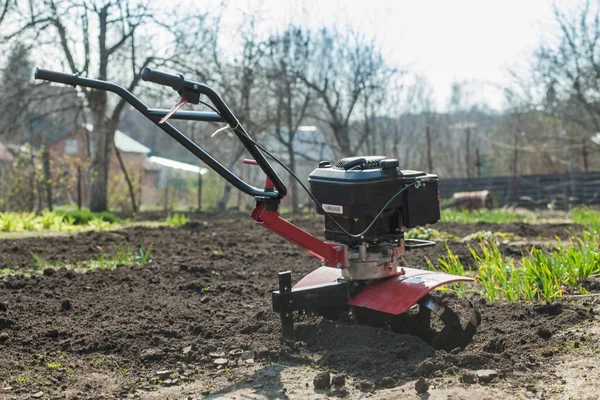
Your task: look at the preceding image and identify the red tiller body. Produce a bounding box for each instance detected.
[250,203,347,268]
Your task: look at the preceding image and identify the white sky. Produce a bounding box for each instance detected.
[197,0,562,111]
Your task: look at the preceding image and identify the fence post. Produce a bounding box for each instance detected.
[197,172,202,212]
[77,165,82,210]
[42,147,53,211]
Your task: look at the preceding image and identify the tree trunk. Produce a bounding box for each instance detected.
[89,113,114,212]
[115,148,137,214]
[335,125,352,157]
[42,148,53,211]
[77,165,82,210]
[197,173,202,212]
[425,125,433,172]
[288,148,299,214]
[217,184,233,211]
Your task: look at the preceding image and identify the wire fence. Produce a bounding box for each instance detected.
[439,171,600,210]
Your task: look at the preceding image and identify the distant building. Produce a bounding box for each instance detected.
[48,124,206,210]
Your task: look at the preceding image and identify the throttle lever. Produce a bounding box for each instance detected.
[159,95,189,124]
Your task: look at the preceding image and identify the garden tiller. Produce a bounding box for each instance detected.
[34,67,480,351]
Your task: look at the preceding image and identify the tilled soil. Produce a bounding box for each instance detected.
[0,216,595,399]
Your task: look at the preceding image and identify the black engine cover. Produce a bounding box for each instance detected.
[308,156,440,246]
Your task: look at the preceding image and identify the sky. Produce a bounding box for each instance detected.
[200,0,562,111]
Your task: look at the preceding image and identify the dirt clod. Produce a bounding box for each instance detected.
[415,377,429,394]
[60,299,72,311]
[378,376,396,388]
[460,372,477,384]
[214,358,229,366]
[313,371,331,389]
[355,380,374,392]
[0,332,8,343]
[43,268,56,277]
[0,302,7,312]
[476,369,498,383]
[140,348,165,361]
[332,374,346,386]
[156,370,172,379]
[538,327,553,339]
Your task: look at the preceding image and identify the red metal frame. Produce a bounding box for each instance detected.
[245,158,347,269]
[251,203,347,268]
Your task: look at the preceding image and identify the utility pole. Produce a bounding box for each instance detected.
[426,125,433,171]
[512,132,519,203]
[582,139,589,172]
[475,147,482,177]
[465,127,472,178]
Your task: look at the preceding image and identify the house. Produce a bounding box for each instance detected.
[48,124,207,210]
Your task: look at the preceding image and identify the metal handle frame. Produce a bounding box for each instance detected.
[34,67,287,200]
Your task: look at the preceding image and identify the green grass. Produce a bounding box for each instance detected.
[166,213,188,227]
[427,207,600,302]
[56,210,118,225]
[0,210,118,233]
[0,243,153,280]
[441,208,532,224]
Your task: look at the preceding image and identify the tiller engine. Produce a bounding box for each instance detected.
[34,67,480,351]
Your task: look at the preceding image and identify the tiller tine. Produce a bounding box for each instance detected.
[420,295,481,352]
[273,267,481,351]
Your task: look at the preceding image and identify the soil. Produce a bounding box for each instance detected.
[0,215,596,399]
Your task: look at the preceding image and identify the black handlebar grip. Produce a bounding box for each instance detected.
[141,68,185,91]
[34,68,80,87]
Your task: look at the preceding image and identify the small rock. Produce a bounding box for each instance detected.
[140,348,165,361]
[213,358,229,366]
[43,268,56,277]
[0,302,7,312]
[538,327,553,339]
[378,376,396,389]
[2,386,12,391]
[415,377,429,394]
[460,372,477,384]
[415,358,436,377]
[60,299,72,311]
[209,351,226,358]
[0,332,9,343]
[253,383,263,389]
[313,371,331,389]
[200,296,209,303]
[332,374,346,386]
[333,386,350,398]
[156,370,171,379]
[241,351,254,360]
[476,369,498,383]
[355,380,374,392]
[44,329,59,338]
[32,392,44,398]
[228,349,244,357]
[182,346,194,362]
[256,346,270,359]
[542,350,554,358]
[164,378,178,386]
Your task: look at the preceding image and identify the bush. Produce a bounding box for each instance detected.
[56,210,118,225]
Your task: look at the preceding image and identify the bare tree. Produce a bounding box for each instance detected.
[265,25,312,214]
[209,15,270,211]
[7,0,215,211]
[299,27,394,157]
[534,0,600,132]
